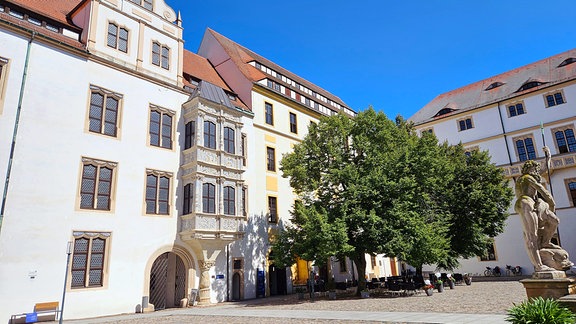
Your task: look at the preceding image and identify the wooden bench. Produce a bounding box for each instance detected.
[10,302,59,323]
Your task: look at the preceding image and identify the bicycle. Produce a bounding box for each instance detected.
[484,266,501,277]
[505,265,522,276]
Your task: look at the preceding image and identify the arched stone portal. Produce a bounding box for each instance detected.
[149,252,187,310]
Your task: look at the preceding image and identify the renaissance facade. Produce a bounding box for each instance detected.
[410,49,576,276]
[0,0,374,321]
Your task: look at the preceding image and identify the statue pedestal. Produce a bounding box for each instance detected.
[520,271,576,299]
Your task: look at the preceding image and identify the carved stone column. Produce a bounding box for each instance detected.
[198,260,215,305]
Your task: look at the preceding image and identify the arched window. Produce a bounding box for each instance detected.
[516,138,536,161]
[555,129,576,153]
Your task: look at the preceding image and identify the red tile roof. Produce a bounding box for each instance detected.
[1,0,85,50]
[183,50,230,91]
[410,48,576,124]
[206,28,350,111]
[6,0,83,29]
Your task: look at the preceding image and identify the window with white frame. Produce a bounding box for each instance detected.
[145,170,171,215]
[149,106,174,149]
[106,22,128,53]
[71,232,110,288]
[79,158,116,211]
[88,85,122,137]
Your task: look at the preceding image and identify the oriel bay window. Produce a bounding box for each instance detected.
[79,158,116,210]
[145,170,171,215]
[204,121,216,149]
[223,186,235,215]
[224,127,235,154]
[183,183,193,215]
[202,183,215,213]
[71,232,110,288]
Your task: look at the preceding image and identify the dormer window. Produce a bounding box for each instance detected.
[129,0,153,10]
[485,82,504,91]
[558,58,576,68]
[517,81,546,92]
[434,107,456,117]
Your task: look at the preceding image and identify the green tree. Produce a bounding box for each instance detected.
[272,108,512,294]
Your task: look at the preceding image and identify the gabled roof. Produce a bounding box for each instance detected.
[205,28,350,111]
[183,50,230,91]
[409,48,576,125]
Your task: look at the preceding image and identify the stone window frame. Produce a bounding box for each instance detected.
[70,231,111,290]
[551,124,576,154]
[513,134,538,162]
[85,85,123,138]
[0,57,9,115]
[223,185,236,216]
[457,116,474,132]
[144,169,173,216]
[506,100,526,118]
[563,178,576,207]
[76,157,118,212]
[420,127,434,136]
[478,239,498,261]
[543,89,566,108]
[202,182,216,214]
[151,41,170,70]
[148,105,175,150]
[106,21,129,53]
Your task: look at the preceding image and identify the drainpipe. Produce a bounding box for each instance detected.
[226,243,229,301]
[0,31,36,234]
[496,102,513,166]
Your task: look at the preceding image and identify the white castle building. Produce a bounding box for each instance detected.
[410,49,576,276]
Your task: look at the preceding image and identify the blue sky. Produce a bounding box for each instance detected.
[167,0,575,119]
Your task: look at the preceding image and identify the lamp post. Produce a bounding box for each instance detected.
[59,241,72,324]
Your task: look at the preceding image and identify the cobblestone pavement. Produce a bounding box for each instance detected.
[64,281,527,323]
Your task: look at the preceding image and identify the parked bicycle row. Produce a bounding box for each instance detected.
[483,265,523,277]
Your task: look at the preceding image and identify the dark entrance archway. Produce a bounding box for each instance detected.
[268,264,287,296]
[149,252,186,310]
[232,272,241,301]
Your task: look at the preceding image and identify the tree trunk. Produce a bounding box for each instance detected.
[352,255,367,296]
[415,265,423,277]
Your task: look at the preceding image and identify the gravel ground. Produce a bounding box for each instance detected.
[67,281,528,323]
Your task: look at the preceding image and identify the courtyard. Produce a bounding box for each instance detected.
[62,279,528,323]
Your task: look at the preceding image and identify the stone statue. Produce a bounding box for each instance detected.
[514,159,573,272]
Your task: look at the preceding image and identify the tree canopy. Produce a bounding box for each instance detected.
[272,108,513,293]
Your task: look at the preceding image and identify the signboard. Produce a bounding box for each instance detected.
[216,274,225,279]
[25,312,38,323]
